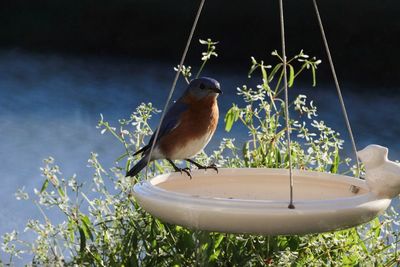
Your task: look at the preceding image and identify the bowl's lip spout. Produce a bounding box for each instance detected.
[357,144,389,165]
[357,144,400,199]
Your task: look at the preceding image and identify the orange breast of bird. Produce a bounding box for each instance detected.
[159,95,219,159]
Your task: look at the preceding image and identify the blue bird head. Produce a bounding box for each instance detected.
[185,77,222,99]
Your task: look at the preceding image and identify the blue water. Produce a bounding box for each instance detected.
[0,50,399,261]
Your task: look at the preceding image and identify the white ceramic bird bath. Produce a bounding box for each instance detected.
[132,145,400,235]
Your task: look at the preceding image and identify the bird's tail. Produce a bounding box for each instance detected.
[126,156,149,177]
[133,144,149,157]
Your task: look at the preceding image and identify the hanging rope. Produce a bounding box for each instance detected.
[144,0,206,180]
[312,0,361,178]
[279,0,295,209]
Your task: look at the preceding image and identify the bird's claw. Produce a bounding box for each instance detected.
[209,163,219,173]
[183,167,191,172]
[178,168,192,179]
[199,163,218,173]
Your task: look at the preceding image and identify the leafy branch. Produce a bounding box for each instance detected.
[174,38,219,84]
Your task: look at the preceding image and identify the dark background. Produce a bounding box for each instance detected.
[0,0,399,87]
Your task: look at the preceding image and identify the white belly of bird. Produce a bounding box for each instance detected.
[170,132,213,159]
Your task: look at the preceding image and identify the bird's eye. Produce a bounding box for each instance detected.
[199,83,205,89]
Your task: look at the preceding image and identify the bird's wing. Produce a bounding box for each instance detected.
[141,100,188,153]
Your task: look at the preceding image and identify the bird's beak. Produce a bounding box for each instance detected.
[212,87,223,94]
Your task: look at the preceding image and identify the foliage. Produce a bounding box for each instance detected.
[1,40,400,266]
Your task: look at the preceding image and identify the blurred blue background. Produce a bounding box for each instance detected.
[0,0,399,261]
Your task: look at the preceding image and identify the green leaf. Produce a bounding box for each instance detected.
[248,64,258,78]
[125,158,131,174]
[116,151,129,162]
[78,226,86,254]
[57,187,65,198]
[224,111,234,132]
[275,147,282,167]
[214,234,224,249]
[372,217,381,238]
[67,219,76,242]
[224,107,239,132]
[354,229,368,254]
[209,249,221,262]
[261,64,268,82]
[268,63,282,82]
[80,215,94,241]
[311,65,317,87]
[288,64,295,87]
[243,142,250,167]
[154,161,164,173]
[330,149,340,174]
[40,179,49,193]
[234,108,240,121]
[288,236,300,250]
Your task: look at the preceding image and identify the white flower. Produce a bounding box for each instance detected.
[15,187,29,200]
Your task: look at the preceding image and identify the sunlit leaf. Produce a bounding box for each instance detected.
[80,215,94,241]
[261,64,268,82]
[288,64,295,87]
[329,149,340,173]
[224,107,239,132]
[268,63,282,82]
[57,187,65,198]
[311,65,317,87]
[40,179,49,194]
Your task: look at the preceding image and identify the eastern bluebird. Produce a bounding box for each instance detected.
[126,77,222,178]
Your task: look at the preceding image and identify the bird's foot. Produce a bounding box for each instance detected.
[185,159,219,173]
[198,163,218,173]
[167,159,192,179]
[175,167,192,179]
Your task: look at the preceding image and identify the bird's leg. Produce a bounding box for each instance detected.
[185,159,218,173]
[167,159,192,179]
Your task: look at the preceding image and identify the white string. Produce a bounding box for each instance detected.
[143,0,206,180]
[279,0,295,209]
[312,0,361,178]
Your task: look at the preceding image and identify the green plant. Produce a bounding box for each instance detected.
[224,49,349,175]
[1,40,399,266]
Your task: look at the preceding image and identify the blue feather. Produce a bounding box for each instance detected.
[147,100,188,147]
[126,100,188,177]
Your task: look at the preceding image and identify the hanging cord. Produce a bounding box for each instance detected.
[279,0,295,209]
[312,0,361,178]
[143,0,206,180]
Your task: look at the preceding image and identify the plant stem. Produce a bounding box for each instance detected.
[196,60,207,78]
